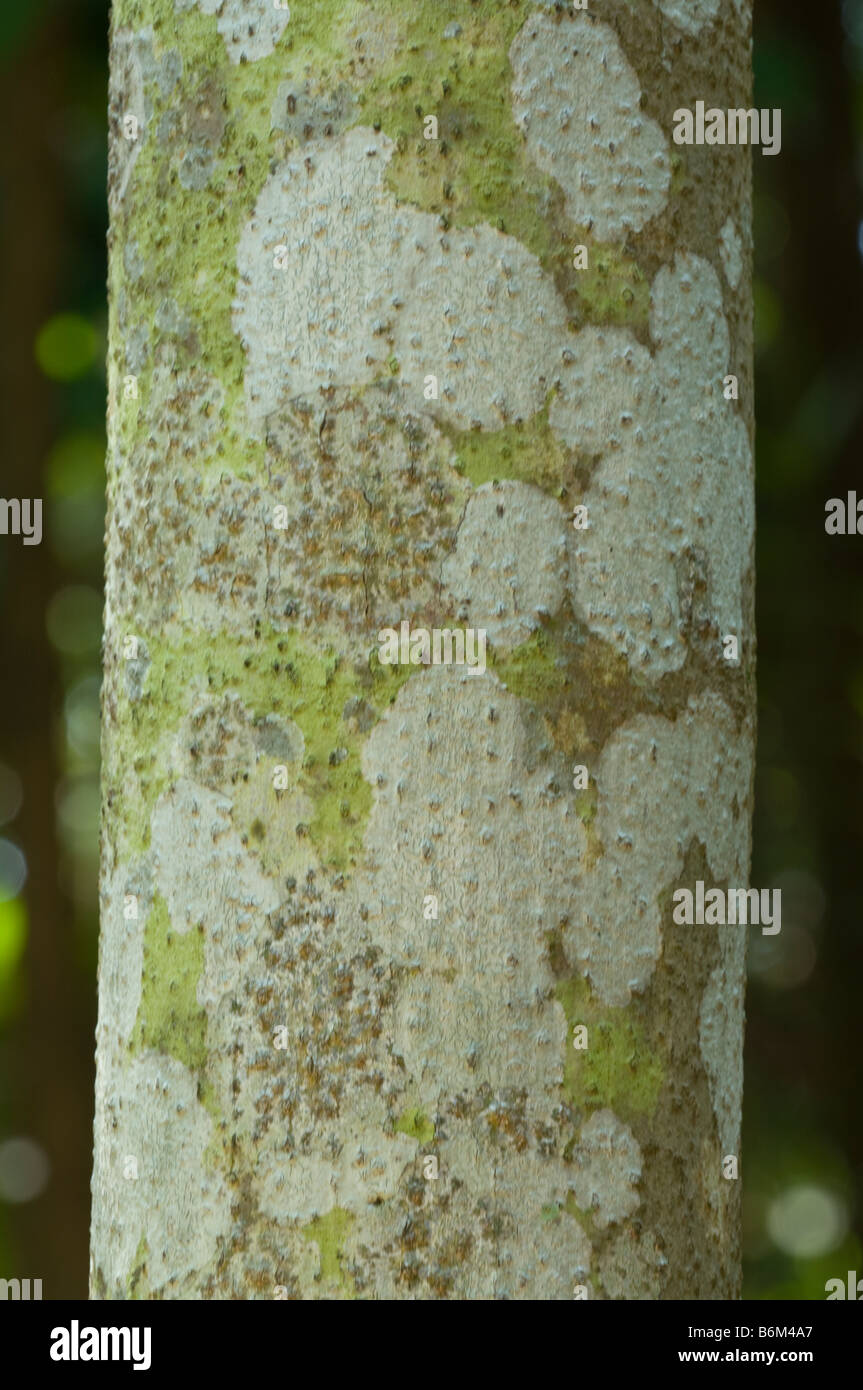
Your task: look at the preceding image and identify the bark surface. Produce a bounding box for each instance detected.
[93,0,755,1299]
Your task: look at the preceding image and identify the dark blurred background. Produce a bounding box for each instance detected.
[0,0,860,1299]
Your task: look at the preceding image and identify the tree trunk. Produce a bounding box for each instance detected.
[93,0,755,1300]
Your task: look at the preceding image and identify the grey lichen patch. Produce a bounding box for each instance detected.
[570,1109,642,1231]
[123,238,146,282]
[565,254,753,677]
[106,352,224,539]
[178,0,291,64]
[487,1144,593,1299]
[153,66,228,194]
[699,955,745,1159]
[90,1052,231,1297]
[108,27,182,216]
[177,144,215,191]
[574,692,753,1005]
[653,0,722,37]
[170,693,304,791]
[123,638,151,702]
[272,79,357,143]
[597,1228,665,1300]
[441,480,571,650]
[186,870,423,1290]
[509,12,671,242]
[719,216,744,291]
[233,127,570,431]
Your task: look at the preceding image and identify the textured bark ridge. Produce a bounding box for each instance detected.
[94,0,755,1299]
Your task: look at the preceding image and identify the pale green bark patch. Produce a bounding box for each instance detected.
[394,1108,435,1146]
[302,1207,356,1296]
[556,974,664,1121]
[131,892,207,1071]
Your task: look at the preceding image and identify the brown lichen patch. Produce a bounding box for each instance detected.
[630,838,738,1299]
[263,385,470,639]
[489,603,659,763]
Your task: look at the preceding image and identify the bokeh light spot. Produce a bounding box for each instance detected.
[0,1137,50,1204]
[46,586,103,657]
[0,840,27,902]
[35,313,97,381]
[46,430,105,498]
[767,1185,849,1259]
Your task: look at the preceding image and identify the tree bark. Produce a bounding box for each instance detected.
[93,0,755,1300]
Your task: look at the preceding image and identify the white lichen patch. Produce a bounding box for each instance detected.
[332,1119,593,1300]
[549,325,657,455]
[357,666,579,1099]
[490,1147,593,1299]
[233,128,569,431]
[653,0,722,37]
[178,0,291,64]
[570,1109,642,1230]
[719,216,744,290]
[564,255,753,675]
[574,692,753,1005]
[699,956,745,1157]
[598,1229,666,1299]
[90,1052,231,1295]
[509,12,671,241]
[499,1209,591,1300]
[441,480,571,649]
[258,1115,417,1223]
[96,857,152,1049]
[151,778,281,938]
